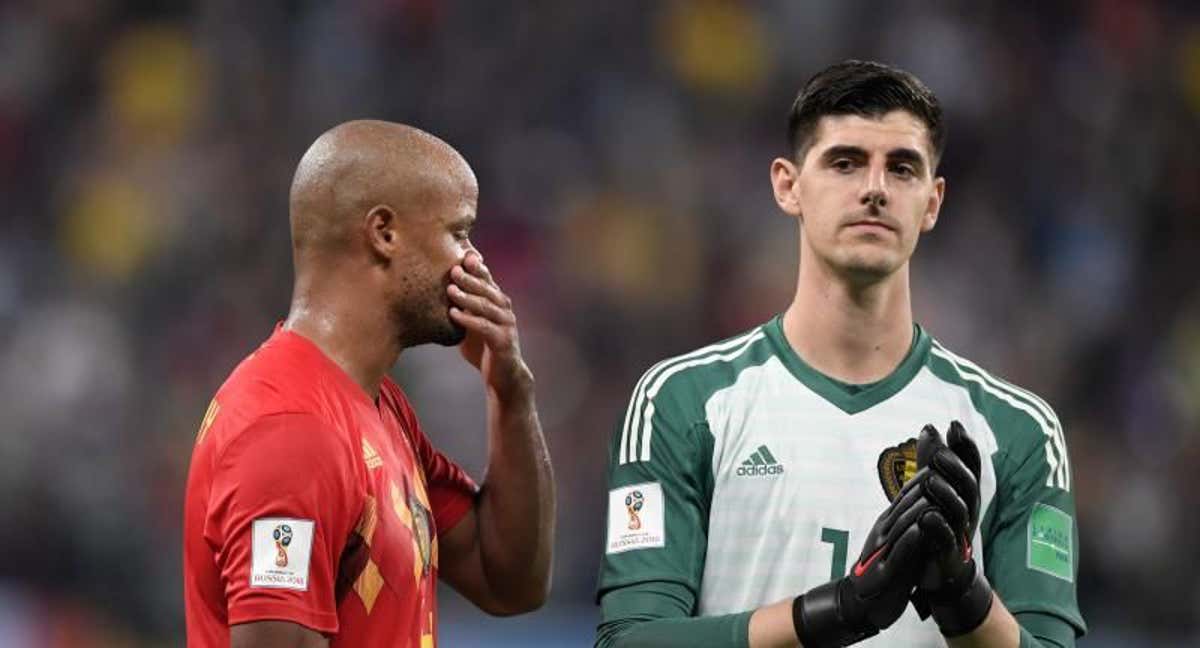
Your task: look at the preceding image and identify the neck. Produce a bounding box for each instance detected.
[782,256,915,385]
[283,272,400,400]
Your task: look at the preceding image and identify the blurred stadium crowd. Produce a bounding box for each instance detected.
[0,1,1198,645]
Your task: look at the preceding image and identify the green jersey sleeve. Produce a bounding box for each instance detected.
[596,581,751,648]
[1016,611,1077,648]
[596,363,715,602]
[982,403,1087,639]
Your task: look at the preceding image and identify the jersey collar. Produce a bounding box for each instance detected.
[269,322,381,410]
[763,314,931,415]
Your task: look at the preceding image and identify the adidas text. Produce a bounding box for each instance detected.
[736,464,785,477]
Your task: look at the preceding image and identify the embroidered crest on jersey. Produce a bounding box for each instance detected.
[877,438,918,501]
[607,482,665,553]
[410,490,434,576]
[250,518,315,590]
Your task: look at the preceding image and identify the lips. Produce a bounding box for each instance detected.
[846,219,897,232]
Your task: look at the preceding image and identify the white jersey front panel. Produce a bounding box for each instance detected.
[699,358,998,646]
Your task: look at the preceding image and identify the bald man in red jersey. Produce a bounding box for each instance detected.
[183,121,555,648]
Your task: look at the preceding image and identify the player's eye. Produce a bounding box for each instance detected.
[831,159,856,173]
[891,164,915,179]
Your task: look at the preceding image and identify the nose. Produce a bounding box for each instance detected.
[860,164,888,208]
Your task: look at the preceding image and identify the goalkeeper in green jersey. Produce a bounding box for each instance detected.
[595,60,1085,647]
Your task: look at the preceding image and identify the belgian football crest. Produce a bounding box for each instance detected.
[877,438,918,501]
[409,490,434,576]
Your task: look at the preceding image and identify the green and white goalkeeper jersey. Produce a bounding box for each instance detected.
[597,315,1086,646]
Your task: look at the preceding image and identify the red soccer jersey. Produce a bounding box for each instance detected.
[183,326,477,647]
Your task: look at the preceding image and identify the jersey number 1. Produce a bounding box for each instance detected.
[820,527,849,580]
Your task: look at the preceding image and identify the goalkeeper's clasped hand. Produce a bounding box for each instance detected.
[913,421,994,638]
[791,421,992,648]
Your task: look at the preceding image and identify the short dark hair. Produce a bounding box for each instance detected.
[787,60,944,167]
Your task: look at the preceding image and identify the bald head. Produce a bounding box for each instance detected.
[288,120,477,257]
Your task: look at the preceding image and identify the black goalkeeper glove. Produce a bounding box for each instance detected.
[792,468,942,647]
[912,421,995,637]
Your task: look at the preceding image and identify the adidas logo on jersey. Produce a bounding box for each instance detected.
[736,445,785,477]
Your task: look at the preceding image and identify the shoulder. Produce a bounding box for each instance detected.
[628,322,775,413]
[210,345,355,463]
[923,336,1070,490]
[206,340,343,453]
[613,323,773,466]
[218,411,355,470]
[216,344,308,415]
[189,409,363,525]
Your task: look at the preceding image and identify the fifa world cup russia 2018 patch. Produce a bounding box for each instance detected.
[1027,504,1074,582]
[251,518,315,590]
[606,483,665,554]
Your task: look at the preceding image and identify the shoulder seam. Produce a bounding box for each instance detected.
[932,341,1061,425]
[618,327,767,466]
[928,343,1070,491]
[206,409,349,514]
[211,409,339,467]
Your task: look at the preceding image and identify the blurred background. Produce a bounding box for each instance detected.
[0,0,1197,645]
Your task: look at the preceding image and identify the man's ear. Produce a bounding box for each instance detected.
[366,204,399,260]
[771,157,803,220]
[921,176,945,233]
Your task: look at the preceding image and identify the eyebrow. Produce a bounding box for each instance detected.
[886,148,927,171]
[820,145,869,162]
